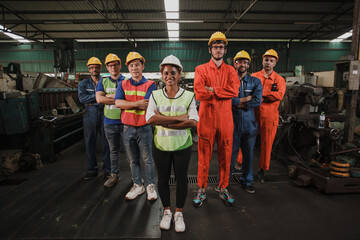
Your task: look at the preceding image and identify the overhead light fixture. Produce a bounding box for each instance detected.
[0,24,31,43]
[337,30,353,39]
[168,31,179,38]
[167,22,179,31]
[330,39,343,43]
[164,0,179,19]
[164,0,179,41]
[176,20,203,23]
[331,30,352,42]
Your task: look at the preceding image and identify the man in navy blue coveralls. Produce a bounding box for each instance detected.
[230,50,262,194]
[78,57,110,180]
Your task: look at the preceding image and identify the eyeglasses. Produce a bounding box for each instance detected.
[235,60,249,64]
[211,46,225,50]
[107,63,120,68]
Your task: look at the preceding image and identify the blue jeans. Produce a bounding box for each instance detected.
[122,124,154,186]
[104,124,123,175]
[83,105,110,174]
[230,129,257,186]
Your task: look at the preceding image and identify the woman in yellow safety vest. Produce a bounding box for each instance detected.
[146,55,198,233]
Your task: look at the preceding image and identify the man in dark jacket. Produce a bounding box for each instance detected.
[78,57,110,180]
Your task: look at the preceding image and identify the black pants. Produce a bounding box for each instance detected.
[153,145,192,209]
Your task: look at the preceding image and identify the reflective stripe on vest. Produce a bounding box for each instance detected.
[152,89,195,151]
[102,77,122,119]
[121,79,155,126]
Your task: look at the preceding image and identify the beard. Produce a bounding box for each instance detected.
[211,53,224,61]
[236,67,247,74]
[237,67,247,74]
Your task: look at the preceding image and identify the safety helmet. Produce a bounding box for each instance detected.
[159,55,183,72]
[233,50,251,63]
[125,52,145,65]
[105,53,121,65]
[262,49,279,62]
[208,31,228,46]
[87,57,102,66]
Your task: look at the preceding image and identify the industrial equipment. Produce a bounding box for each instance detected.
[274,63,360,193]
[0,63,84,175]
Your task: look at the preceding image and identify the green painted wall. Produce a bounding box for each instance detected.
[0,41,351,74]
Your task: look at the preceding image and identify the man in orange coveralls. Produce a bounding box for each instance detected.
[252,49,286,183]
[193,32,240,207]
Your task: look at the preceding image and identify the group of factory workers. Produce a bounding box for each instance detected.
[77,31,286,232]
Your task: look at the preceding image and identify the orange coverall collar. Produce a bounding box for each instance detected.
[209,59,225,69]
[261,69,276,80]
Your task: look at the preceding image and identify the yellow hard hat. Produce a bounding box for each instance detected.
[87,57,102,66]
[262,49,279,61]
[208,31,228,46]
[105,53,121,65]
[125,52,145,65]
[233,50,251,63]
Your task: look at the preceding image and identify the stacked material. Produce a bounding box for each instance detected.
[330,161,350,177]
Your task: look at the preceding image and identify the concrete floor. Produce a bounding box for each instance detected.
[1,139,360,240]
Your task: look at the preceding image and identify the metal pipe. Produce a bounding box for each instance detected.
[54,127,83,144]
[329,147,360,156]
[344,0,360,143]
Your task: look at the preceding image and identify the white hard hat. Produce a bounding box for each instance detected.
[159,55,183,72]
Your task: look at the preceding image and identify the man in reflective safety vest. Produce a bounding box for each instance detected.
[252,49,286,183]
[193,32,240,207]
[115,52,157,201]
[96,53,126,188]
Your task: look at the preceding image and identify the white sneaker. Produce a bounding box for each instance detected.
[146,184,158,201]
[125,184,145,200]
[174,212,185,232]
[160,209,172,230]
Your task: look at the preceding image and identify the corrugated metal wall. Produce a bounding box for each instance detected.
[0,41,350,74]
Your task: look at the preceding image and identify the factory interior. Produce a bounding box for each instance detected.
[1,0,360,239]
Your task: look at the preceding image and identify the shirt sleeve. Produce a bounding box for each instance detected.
[145,82,157,99]
[96,79,105,92]
[78,80,96,104]
[145,93,157,122]
[213,66,240,99]
[194,66,216,102]
[188,97,199,122]
[114,82,125,100]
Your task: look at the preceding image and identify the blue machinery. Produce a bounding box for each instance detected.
[0,88,83,163]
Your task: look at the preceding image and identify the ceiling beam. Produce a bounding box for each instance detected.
[10,29,349,34]
[0,2,55,47]
[2,9,352,16]
[225,0,258,34]
[85,0,135,48]
[0,19,352,25]
[299,5,353,42]
[0,0,353,2]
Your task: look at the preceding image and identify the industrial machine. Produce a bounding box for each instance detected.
[0,62,83,175]
[274,61,360,193]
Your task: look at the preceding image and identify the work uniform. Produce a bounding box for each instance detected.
[194,60,240,189]
[252,70,286,171]
[96,74,126,175]
[146,87,199,208]
[114,76,156,186]
[78,77,110,175]
[230,73,262,186]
